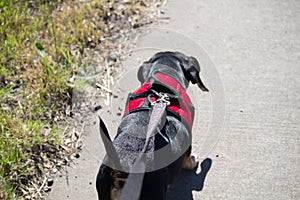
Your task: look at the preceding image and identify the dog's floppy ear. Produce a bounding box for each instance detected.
[137,61,152,84]
[181,55,209,92]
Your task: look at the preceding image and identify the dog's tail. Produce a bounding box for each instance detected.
[98,115,123,170]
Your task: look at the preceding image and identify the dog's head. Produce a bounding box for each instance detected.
[137,51,209,92]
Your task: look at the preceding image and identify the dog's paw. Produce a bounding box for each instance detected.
[182,153,199,170]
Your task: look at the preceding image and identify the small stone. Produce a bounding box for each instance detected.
[116,3,125,10]
[94,104,102,111]
[47,179,54,187]
[63,158,68,165]
[108,52,118,62]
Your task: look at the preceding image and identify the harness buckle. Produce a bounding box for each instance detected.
[148,92,171,106]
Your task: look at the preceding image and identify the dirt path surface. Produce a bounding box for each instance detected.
[48,0,300,199]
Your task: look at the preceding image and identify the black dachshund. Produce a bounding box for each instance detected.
[96,52,209,200]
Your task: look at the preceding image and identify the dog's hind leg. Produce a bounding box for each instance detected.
[96,164,113,200]
[182,146,199,170]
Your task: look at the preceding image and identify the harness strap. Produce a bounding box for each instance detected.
[123,73,194,132]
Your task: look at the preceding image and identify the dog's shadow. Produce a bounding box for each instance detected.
[166,158,212,200]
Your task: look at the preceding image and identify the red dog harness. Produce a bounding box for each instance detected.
[123,72,194,132]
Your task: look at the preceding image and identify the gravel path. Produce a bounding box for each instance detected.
[48,0,300,199]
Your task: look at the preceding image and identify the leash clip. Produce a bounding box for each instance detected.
[148,92,171,106]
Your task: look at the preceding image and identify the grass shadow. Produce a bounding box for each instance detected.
[166,158,212,200]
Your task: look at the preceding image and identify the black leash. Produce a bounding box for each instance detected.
[98,116,123,171]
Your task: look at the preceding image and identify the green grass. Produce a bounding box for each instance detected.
[0,0,97,197]
[0,0,158,198]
